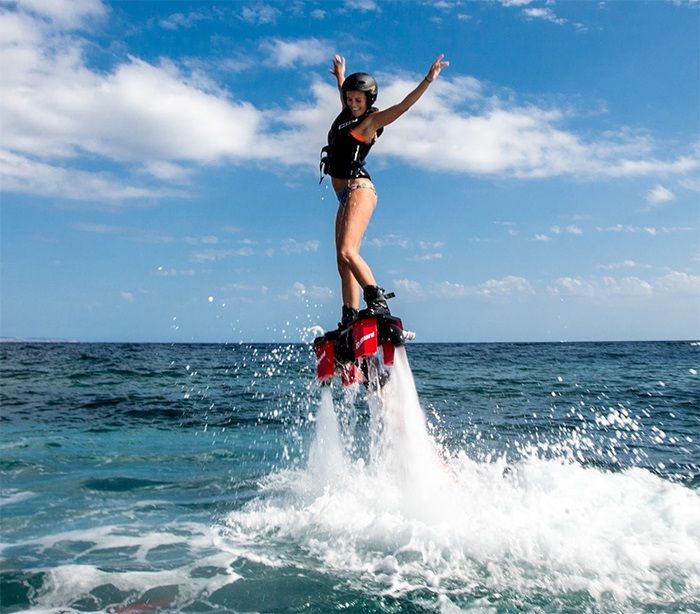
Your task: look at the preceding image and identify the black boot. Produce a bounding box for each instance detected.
[337,305,358,330]
[363,285,392,316]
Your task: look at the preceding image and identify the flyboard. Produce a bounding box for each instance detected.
[313,300,415,388]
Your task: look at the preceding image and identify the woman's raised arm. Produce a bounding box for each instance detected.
[358,55,449,137]
[330,55,346,107]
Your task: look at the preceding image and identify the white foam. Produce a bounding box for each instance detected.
[223,347,700,607]
[0,489,36,506]
[12,523,240,611]
[35,556,239,611]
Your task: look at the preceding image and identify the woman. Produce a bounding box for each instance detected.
[321,54,449,330]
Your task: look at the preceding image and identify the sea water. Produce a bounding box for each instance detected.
[1,341,698,612]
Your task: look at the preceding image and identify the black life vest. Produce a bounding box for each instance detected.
[319,107,383,182]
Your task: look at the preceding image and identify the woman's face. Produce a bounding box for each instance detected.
[345,90,368,117]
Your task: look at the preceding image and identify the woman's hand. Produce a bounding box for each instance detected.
[425,54,449,83]
[330,55,346,81]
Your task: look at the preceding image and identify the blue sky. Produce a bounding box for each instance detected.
[1,0,698,342]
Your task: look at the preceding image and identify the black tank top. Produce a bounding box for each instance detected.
[320,108,383,180]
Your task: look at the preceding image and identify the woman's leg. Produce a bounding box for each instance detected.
[335,188,377,309]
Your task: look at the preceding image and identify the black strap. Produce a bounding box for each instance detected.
[319,146,331,184]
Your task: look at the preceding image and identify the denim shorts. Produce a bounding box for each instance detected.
[335,182,377,205]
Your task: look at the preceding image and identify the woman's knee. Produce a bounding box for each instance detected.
[337,245,359,268]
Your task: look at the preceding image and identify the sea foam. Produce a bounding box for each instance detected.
[223,347,700,609]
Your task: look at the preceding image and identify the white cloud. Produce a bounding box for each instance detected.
[477,276,534,297]
[141,161,194,182]
[680,176,700,191]
[15,0,107,28]
[0,150,181,201]
[655,271,700,295]
[596,224,658,235]
[291,281,334,300]
[368,234,410,248]
[190,247,255,263]
[598,260,652,270]
[499,0,535,6]
[547,276,653,298]
[393,276,534,300]
[159,10,209,30]
[394,279,424,295]
[344,0,380,12]
[0,38,265,162]
[376,77,699,179]
[534,224,581,240]
[646,184,675,206]
[548,271,700,298]
[414,252,443,261]
[281,239,320,253]
[418,240,445,250]
[240,3,280,24]
[120,291,135,303]
[595,225,694,236]
[522,7,567,25]
[259,37,332,68]
[401,271,700,301]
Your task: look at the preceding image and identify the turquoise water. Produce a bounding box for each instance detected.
[1,341,699,612]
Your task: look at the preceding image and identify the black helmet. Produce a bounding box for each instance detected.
[341,72,378,107]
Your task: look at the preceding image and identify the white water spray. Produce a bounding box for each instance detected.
[224,346,700,610]
[307,385,347,487]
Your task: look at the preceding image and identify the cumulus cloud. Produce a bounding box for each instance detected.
[281,239,320,253]
[547,277,653,298]
[377,79,699,178]
[240,3,280,24]
[14,0,107,28]
[477,276,535,296]
[367,234,410,248]
[343,0,381,12]
[522,7,567,25]
[598,260,652,270]
[533,224,582,240]
[159,10,210,30]
[655,271,700,295]
[394,276,535,299]
[399,271,699,302]
[547,271,700,297]
[414,252,443,261]
[499,0,535,6]
[259,37,332,68]
[0,150,183,201]
[291,281,334,300]
[646,184,675,206]
[595,224,693,236]
[140,161,194,182]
